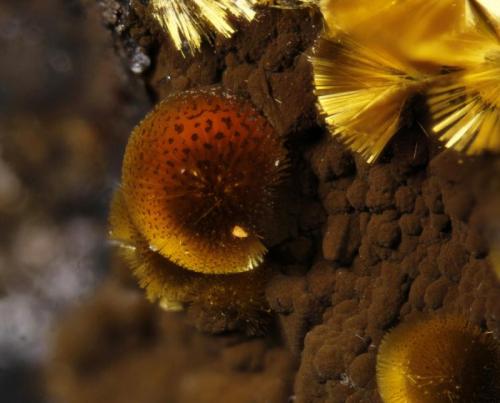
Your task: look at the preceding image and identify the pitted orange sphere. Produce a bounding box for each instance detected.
[120,89,286,274]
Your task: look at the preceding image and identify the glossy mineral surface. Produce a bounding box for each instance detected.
[119,89,286,274]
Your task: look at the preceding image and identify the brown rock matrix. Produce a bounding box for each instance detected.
[292,138,500,402]
[48,281,295,403]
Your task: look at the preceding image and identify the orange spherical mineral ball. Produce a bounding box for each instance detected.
[121,89,286,274]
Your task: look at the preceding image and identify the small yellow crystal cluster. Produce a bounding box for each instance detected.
[311,0,500,162]
[148,0,316,55]
[148,0,258,55]
[377,315,500,403]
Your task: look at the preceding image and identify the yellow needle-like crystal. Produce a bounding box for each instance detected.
[149,0,257,55]
[310,36,425,163]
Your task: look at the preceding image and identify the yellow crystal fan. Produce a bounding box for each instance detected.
[428,57,500,154]
[320,0,494,70]
[377,316,500,403]
[149,0,257,55]
[310,36,424,163]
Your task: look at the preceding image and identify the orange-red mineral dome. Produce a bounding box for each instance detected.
[120,89,286,274]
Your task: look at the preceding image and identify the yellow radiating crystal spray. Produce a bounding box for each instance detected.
[377,316,500,403]
[310,0,500,161]
[382,0,500,155]
[320,0,489,69]
[310,36,425,163]
[428,50,500,154]
[149,0,257,55]
[426,0,500,155]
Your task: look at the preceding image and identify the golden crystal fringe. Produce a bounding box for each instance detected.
[109,188,270,324]
[428,42,500,154]
[310,36,424,163]
[377,316,500,403]
[319,0,403,37]
[149,0,257,55]
[320,0,498,71]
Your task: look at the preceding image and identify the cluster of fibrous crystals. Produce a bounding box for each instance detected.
[109,89,286,317]
[427,30,500,155]
[310,0,500,162]
[149,0,257,55]
[377,316,500,403]
[311,36,423,163]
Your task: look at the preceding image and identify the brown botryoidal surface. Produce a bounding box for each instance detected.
[47,3,500,403]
